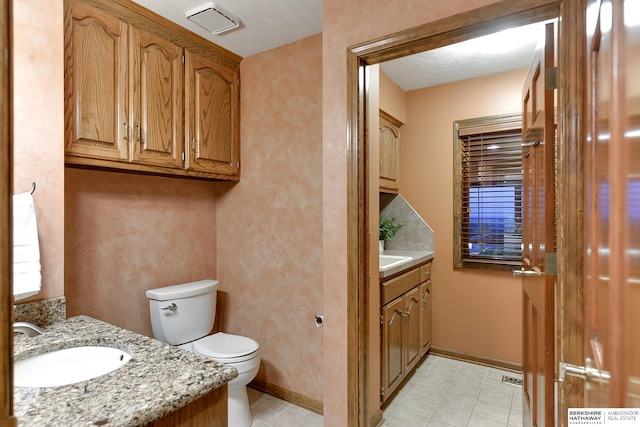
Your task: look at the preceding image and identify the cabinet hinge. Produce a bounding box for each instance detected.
[545,252,557,276]
[182,54,185,64]
[380,386,385,396]
[181,152,185,161]
[380,314,384,325]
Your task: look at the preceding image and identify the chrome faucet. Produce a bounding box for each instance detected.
[13,322,44,337]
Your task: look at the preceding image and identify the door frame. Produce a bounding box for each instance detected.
[345,0,587,425]
[0,0,15,425]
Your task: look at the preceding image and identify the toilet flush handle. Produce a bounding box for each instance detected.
[161,303,177,312]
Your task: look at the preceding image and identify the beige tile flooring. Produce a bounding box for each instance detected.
[248,354,523,427]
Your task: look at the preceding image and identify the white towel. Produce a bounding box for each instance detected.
[12,192,41,300]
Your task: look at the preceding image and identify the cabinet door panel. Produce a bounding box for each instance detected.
[379,110,402,192]
[131,27,183,168]
[404,287,421,373]
[420,281,432,356]
[64,0,128,161]
[382,297,405,400]
[185,51,239,176]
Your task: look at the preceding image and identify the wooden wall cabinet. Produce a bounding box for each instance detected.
[184,51,240,176]
[64,0,241,181]
[379,110,402,193]
[380,260,432,402]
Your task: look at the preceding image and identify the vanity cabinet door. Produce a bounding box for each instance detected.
[419,280,433,356]
[381,296,405,401]
[130,26,184,169]
[64,0,128,161]
[403,286,421,373]
[185,50,240,177]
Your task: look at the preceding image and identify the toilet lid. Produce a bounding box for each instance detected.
[193,332,259,362]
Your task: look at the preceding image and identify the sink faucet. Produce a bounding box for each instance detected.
[13,322,44,337]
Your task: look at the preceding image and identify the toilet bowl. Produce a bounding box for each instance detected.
[181,332,260,427]
[146,279,260,427]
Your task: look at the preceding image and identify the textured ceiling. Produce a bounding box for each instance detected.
[132,0,547,91]
[380,22,546,91]
[130,0,323,58]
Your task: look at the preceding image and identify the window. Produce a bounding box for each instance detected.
[453,113,523,269]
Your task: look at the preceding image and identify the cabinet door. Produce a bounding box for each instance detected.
[379,111,402,192]
[403,287,421,373]
[184,51,239,177]
[420,281,433,356]
[64,0,128,161]
[130,26,183,168]
[381,296,405,401]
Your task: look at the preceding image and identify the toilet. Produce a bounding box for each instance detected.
[146,279,260,427]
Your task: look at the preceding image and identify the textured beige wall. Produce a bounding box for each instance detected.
[322,0,499,424]
[401,68,528,363]
[12,0,64,302]
[380,72,406,124]
[65,169,218,336]
[216,34,324,402]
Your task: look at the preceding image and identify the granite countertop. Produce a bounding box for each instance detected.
[379,250,434,279]
[13,315,237,426]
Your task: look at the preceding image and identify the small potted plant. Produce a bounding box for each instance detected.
[379,217,402,252]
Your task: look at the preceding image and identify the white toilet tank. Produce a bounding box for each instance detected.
[146,279,218,345]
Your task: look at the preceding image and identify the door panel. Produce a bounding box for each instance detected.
[403,287,421,373]
[521,21,556,427]
[382,297,404,399]
[131,26,183,168]
[584,0,640,408]
[185,51,239,176]
[64,0,128,161]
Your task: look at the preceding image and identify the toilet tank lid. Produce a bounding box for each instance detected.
[146,279,219,301]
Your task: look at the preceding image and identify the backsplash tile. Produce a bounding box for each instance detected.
[13,296,66,327]
[380,193,434,252]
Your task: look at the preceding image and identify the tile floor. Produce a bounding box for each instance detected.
[248,354,523,427]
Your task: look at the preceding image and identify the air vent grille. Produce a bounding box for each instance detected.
[501,375,523,386]
[186,3,241,35]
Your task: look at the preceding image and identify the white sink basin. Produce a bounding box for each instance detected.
[379,254,412,269]
[14,346,131,388]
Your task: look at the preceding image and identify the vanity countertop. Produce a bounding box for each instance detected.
[13,315,237,427]
[379,250,434,279]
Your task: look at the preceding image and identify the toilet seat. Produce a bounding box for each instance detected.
[193,332,259,364]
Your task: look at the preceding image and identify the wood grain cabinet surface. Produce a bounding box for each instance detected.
[64,0,241,181]
[380,260,432,403]
[379,109,402,193]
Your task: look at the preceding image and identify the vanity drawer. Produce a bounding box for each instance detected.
[419,262,432,283]
[381,267,420,305]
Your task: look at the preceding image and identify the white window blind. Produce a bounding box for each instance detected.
[454,114,523,269]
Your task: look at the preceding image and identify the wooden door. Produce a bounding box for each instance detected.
[184,51,239,177]
[403,287,421,373]
[130,26,183,169]
[521,21,556,427]
[419,280,432,356]
[64,0,128,161]
[381,296,404,401]
[379,110,401,192]
[582,0,640,408]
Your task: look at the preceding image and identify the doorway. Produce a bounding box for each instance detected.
[345,0,587,425]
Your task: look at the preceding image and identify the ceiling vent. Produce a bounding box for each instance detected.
[185,3,241,35]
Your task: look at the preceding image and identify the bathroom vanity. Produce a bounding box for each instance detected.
[379,251,433,403]
[13,316,237,426]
